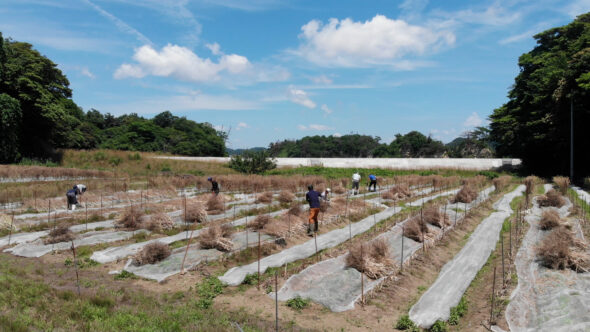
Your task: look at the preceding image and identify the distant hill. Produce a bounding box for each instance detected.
[226,147,266,155]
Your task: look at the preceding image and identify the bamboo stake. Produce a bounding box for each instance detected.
[8,211,14,245]
[400,226,404,272]
[85,203,88,231]
[275,270,279,332]
[70,240,81,296]
[360,243,364,305]
[490,265,497,326]
[501,236,505,286]
[257,230,261,290]
[180,227,195,275]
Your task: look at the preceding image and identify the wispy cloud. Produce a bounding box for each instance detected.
[297,124,332,131]
[321,104,333,115]
[195,0,283,11]
[82,0,152,45]
[236,122,249,130]
[463,112,483,127]
[287,86,316,109]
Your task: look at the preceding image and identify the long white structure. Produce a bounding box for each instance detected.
[153,156,521,170]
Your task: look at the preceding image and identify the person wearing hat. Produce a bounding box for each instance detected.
[207,177,219,196]
[66,186,78,210]
[321,188,331,201]
[305,185,321,235]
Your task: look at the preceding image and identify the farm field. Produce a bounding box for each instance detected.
[2,155,589,331]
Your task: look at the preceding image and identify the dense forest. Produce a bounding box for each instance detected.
[489,13,590,179]
[268,130,493,158]
[0,33,226,163]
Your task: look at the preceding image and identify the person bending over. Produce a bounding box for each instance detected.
[305,185,321,235]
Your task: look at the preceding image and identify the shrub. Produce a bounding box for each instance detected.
[537,189,565,208]
[186,201,207,223]
[395,315,417,330]
[134,242,171,265]
[553,176,570,195]
[199,225,234,252]
[539,210,561,230]
[277,190,295,204]
[346,238,394,279]
[44,224,75,244]
[228,150,276,174]
[116,207,144,230]
[286,296,309,310]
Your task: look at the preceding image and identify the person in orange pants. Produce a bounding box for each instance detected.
[305,185,321,235]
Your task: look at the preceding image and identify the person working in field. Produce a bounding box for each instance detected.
[321,188,331,201]
[66,184,86,210]
[352,172,361,195]
[208,177,219,195]
[306,185,321,235]
[368,174,377,192]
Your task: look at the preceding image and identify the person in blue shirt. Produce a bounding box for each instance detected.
[305,185,321,235]
[369,174,377,192]
[208,177,219,195]
[66,186,78,210]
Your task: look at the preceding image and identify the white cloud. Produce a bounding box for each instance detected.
[83,0,152,44]
[310,74,333,84]
[297,124,332,131]
[321,104,333,114]
[435,4,521,27]
[206,42,221,55]
[287,86,316,108]
[463,112,483,127]
[295,14,455,67]
[114,44,250,82]
[332,132,342,137]
[80,67,95,79]
[236,122,249,130]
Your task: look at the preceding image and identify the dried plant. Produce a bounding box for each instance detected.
[256,191,274,204]
[538,189,565,208]
[332,186,346,194]
[134,242,171,265]
[346,238,394,279]
[539,210,561,230]
[44,224,75,244]
[144,212,174,231]
[116,206,144,230]
[185,201,208,223]
[199,225,234,252]
[319,200,329,213]
[492,175,511,192]
[249,214,271,230]
[277,191,295,204]
[403,215,429,242]
[524,176,539,196]
[206,195,225,214]
[453,185,478,203]
[537,227,589,272]
[423,205,449,228]
[552,176,570,195]
[288,203,302,216]
[382,184,411,200]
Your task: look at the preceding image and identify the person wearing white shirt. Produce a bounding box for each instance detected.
[352,172,361,195]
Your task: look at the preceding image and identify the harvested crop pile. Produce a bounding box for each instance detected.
[277,191,295,204]
[552,176,570,195]
[116,207,144,230]
[144,212,174,231]
[382,184,411,200]
[462,175,486,188]
[453,185,478,203]
[0,214,17,231]
[185,201,208,223]
[493,175,511,192]
[403,215,429,242]
[44,224,75,244]
[423,205,449,228]
[332,186,346,194]
[346,238,394,279]
[256,191,274,204]
[537,228,590,272]
[539,210,561,230]
[262,211,306,237]
[249,214,271,229]
[319,200,329,213]
[199,225,234,252]
[538,189,565,208]
[206,195,225,214]
[134,242,171,265]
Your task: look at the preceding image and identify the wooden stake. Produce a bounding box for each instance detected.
[85,203,88,231]
[501,236,505,286]
[8,211,14,245]
[421,207,425,252]
[314,231,319,262]
[509,218,512,260]
[70,240,81,296]
[400,226,404,272]
[275,270,279,332]
[180,227,195,275]
[360,243,364,305]
[100,193,103,216]
[490,265,497,326]
[257,230,261,290]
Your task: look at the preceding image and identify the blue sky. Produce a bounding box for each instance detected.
[2,0,589,148]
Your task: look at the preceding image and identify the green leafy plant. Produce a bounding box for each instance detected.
[243,273,259,285]
[286,296,309,310]
[449,296,468,325]
[395,315,417,330]
[114,270,137,280]
[195,277,224,309]
[430,320,448,332]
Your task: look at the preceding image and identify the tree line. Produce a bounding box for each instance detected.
[0,33,226,163]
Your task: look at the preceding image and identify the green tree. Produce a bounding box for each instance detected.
[490,13,590,178]
[228,150,276,174]
[0,93,22,162]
